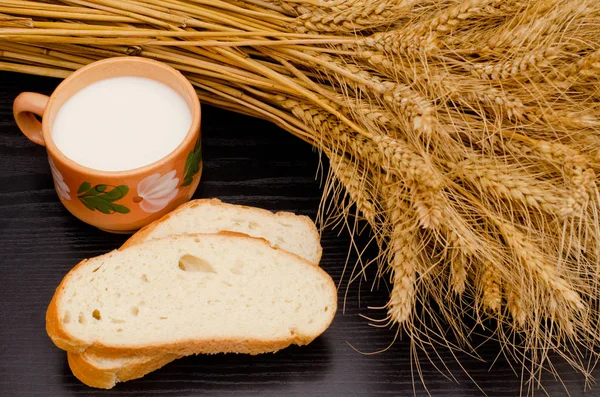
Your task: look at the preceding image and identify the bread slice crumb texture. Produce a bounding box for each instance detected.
[56,233,336,349]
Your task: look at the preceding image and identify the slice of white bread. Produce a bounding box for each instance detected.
[67,351,181,389]
[47,233,336,387]
[122,198,322,264]
[47,233,335,352]
[67,199,324,388]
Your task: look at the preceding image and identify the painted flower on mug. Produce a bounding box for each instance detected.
[48,157,71,201]
[135,170,179,213]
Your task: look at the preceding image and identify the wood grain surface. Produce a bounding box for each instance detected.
[0,72,596,396]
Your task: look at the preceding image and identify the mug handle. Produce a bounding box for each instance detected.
[13,92,50,146]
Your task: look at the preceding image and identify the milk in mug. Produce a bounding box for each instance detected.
[52,76,192,172]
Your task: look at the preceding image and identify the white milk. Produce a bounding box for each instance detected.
[52,76,192,171]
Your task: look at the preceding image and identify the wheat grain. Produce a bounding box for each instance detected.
[506,284,527,327]
[554,48,600,81]
[469,46,560,80]
[431,73,527,121]
[360,26,436,57]
[450,155,571,216]
[481,264,502,313]
[409,189,442,230]
[384,184,418,325]
[450,251,468,295]
[533,141,596,215]
[372,135,441,189]
[280,0,418,34]
[429,0,497,34]
[328,151,378,226]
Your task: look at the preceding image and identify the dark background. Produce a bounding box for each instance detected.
[0,72,597,396]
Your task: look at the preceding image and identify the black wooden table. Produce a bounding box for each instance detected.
[0,72,596,396]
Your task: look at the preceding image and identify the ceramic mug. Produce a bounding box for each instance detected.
[13,57,202,233]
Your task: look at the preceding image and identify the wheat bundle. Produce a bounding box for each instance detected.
[1,0,600,392]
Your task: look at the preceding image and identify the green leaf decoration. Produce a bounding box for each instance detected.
[181,139,202,187]
[77,183,130,214]
[80,197,96,212]
[98,185,128,201]
[77,182,91,194]
[111,204,131,214]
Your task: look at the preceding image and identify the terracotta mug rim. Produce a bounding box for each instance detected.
[41,56,201,178]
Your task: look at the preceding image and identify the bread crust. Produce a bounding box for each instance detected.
[65,332,317,389]
[47,233,336,357]
[67,352,117,389]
